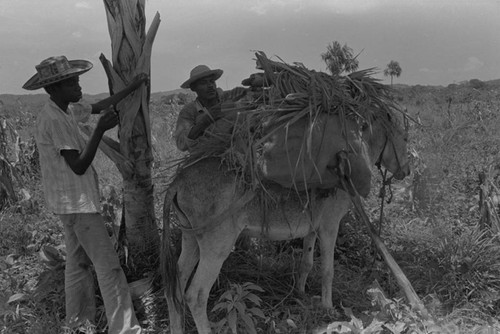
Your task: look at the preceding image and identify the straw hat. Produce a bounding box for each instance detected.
[181,65,223,89]
[22,56,93,90]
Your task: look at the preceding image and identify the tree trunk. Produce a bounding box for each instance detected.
[101,0,161,276]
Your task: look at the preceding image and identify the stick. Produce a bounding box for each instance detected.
[340,176,430,319]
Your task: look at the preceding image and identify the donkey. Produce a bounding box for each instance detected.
[161,112,410,334]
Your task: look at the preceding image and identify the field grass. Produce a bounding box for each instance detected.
[1,81,500,333]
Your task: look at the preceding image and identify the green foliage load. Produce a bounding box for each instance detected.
[177,52,404,191]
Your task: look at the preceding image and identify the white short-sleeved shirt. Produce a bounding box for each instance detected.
[35,99,101,214]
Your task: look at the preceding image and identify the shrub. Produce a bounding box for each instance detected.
[469,79,486,89]
[431,227,500,309]
[385,219,500,314]
[212,282,266,334]
[0,214,33,256]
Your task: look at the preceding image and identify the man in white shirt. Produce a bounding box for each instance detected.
[23,55,146,334]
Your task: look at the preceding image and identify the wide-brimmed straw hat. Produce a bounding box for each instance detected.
[180,65,223,89]
[22,56,93,90]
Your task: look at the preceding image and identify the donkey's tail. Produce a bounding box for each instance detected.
[160,183,181,311]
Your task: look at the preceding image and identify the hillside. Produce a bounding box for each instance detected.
[2,77,499,111]
[0,89,191,110]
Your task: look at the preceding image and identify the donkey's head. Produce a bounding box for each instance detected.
[364,111,410,180]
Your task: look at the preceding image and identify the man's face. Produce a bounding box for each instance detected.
[191,76,217,101]
[51,76,83,103]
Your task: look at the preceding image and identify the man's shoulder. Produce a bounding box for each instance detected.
[37,100,59,123]
[70,101,92,109]
[69,101,92,115]
[182,100,198,108]
[179,100,199,113]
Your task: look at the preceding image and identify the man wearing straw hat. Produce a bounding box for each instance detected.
[174,64,249,152]
[23,55,146,333]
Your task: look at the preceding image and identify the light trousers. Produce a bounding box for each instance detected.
[60,213,141,334]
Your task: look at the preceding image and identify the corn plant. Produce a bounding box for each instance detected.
[212,282,266,334]
[0,116,19,208]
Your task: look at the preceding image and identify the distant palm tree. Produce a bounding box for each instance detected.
[384,60,402,86]
[321,41,359,76]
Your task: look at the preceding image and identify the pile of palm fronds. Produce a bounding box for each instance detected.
[177,51,403,190]
[252,51,399,121]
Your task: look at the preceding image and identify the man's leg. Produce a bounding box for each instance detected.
[60,214,97,329]
[74,213,141,334]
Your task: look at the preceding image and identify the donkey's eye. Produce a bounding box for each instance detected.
[361,122,369,131]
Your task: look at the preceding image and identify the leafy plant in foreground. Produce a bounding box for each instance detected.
[316,287,456,334]
[431,226,500,311]
[212,282,266,334]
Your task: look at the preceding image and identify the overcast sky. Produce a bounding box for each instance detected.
[1,0,499,95]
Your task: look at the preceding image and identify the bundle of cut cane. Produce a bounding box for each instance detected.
[180,51,403,192]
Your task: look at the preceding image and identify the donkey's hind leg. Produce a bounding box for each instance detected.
[178,232,200,294]
[185,224,241,334]
[165,232,199,334]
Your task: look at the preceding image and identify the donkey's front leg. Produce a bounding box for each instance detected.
[298,232,318,293]
[318,192,351,308]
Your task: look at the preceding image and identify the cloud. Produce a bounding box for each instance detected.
[75,2,91,9]
[419,68,438,73]
[463,56,484,72]
[448,57,485,74]
[323,0,384,14]
[246,0,393,17]
[249,0,289,15]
